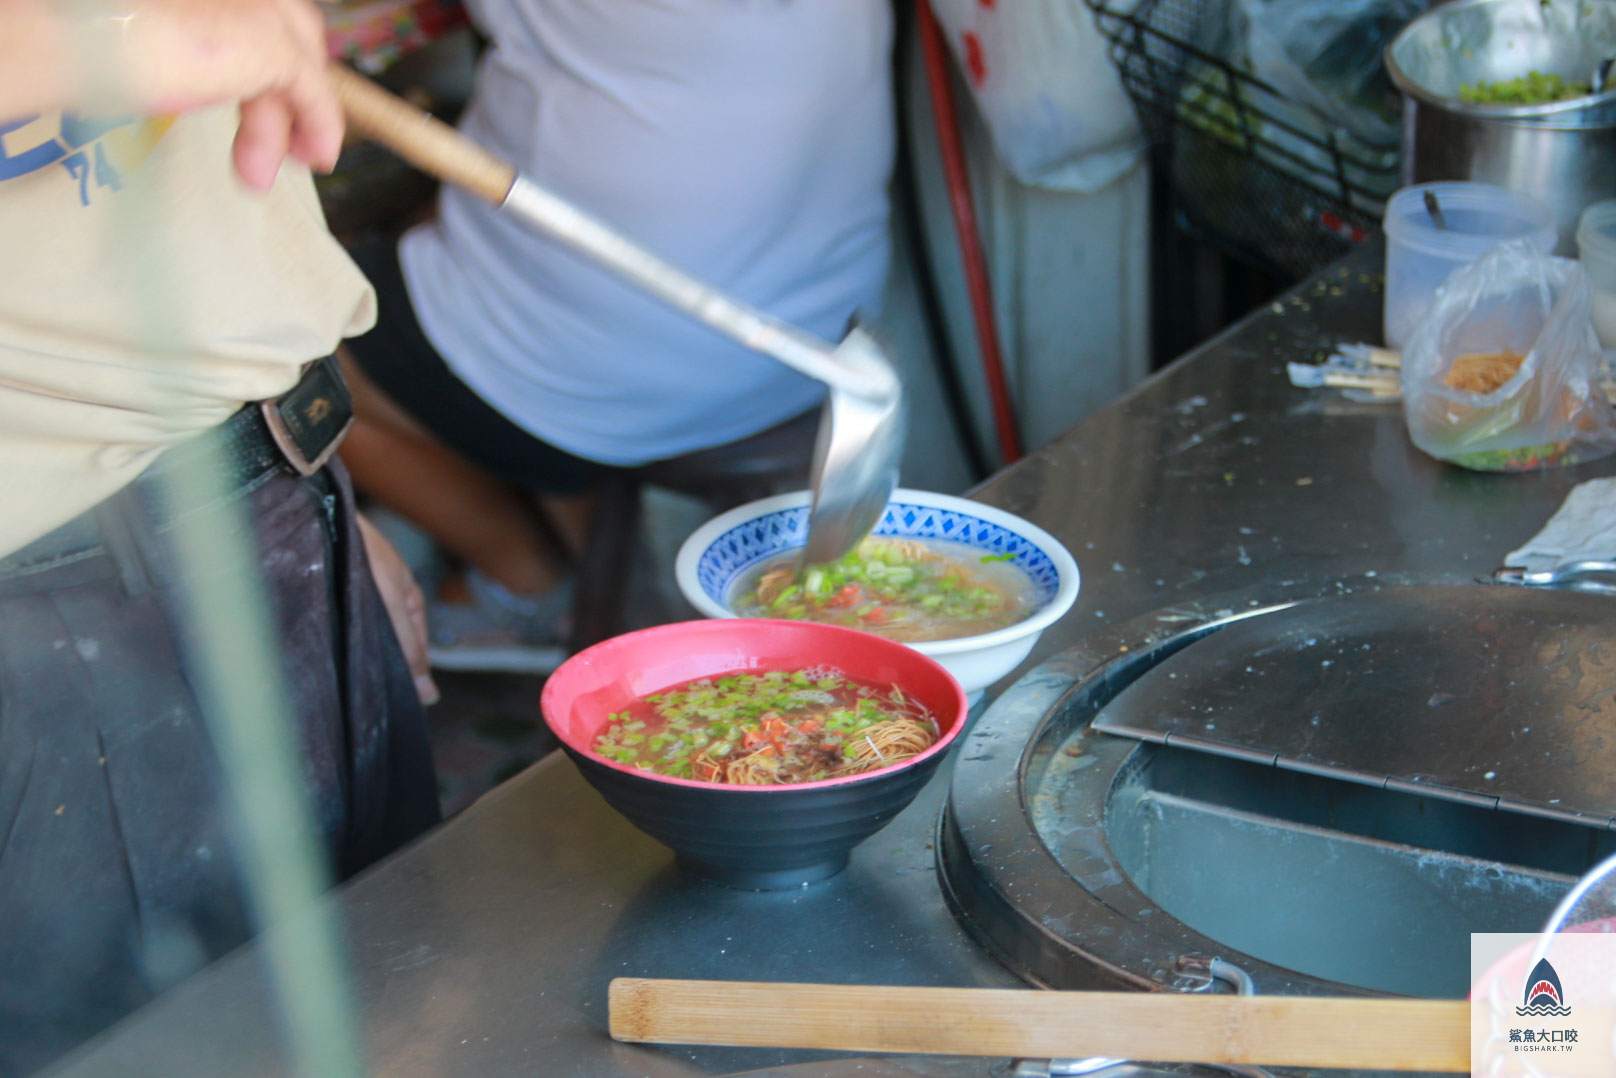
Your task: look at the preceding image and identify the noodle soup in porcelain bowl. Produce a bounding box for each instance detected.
[675,489,1081,702]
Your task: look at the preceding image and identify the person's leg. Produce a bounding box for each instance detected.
[0,515,253,1074]
[535,490,596,563]
[339,233,611,670]
[316,462,441,868]
[0,461,439,1073]
[338,349,566,597]
[136,463,441,872]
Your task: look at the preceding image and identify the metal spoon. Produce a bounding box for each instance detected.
[1593,57,1616,95]
[1423,189,1447,230]
[329,66,901,565]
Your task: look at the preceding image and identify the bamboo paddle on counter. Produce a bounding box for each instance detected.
[609,979,1471,1072]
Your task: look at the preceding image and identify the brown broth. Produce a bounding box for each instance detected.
[731,538,1037,642]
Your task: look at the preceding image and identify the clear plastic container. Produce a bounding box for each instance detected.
[1382,182,1556,351]
[1576,200,1616,349]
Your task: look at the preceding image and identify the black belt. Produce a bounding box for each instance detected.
[142,354,354,492]
[0,356,354,578]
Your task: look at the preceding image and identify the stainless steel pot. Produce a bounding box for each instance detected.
[1386,0,1616,252]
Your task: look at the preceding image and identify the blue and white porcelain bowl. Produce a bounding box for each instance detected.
[674,489,1081,701]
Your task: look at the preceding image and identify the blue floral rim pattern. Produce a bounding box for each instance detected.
[696,502,1063,609]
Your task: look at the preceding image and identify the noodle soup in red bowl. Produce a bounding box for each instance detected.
[541,619,969,889]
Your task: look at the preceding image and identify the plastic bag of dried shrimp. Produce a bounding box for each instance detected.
[1402,239,1616,472]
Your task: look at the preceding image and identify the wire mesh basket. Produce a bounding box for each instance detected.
[1086,0,1404,278]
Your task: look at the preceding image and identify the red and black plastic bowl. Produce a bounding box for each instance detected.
[540,619,970,889]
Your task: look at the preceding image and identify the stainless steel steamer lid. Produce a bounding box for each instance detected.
[939,582,1616,1044]
[939,592,1374,1001]
[1091,586,1616,828]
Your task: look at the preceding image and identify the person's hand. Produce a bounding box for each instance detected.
[1,0,342,190]
[357,513,440,707]
[121,0,344,190]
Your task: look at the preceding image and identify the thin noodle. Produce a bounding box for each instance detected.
[836,718,937,776]
[612,675,941,785]
[725,748,783,786]
[876,538,935,562]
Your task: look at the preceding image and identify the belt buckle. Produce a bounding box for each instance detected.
[260,356,354,477]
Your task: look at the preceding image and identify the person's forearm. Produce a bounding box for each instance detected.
[0,1,72,116]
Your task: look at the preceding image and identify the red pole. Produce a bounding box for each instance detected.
[916,0,1024,464]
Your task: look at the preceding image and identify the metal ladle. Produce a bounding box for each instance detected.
[329,67,902,565]
[1593,57,1616,95]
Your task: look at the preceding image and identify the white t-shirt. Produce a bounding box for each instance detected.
[399,0,894,467]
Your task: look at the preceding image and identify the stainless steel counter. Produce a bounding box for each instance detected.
[57,248,1613,1076]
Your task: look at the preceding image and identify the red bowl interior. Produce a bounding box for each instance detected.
[540,619,970,792]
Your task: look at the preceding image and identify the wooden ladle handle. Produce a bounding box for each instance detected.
[327,64,516,206]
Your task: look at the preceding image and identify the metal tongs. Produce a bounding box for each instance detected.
[1009,957,1272,1078]
[1492,559,1616,595]
[328,66,902,564]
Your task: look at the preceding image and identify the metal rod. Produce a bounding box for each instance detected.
[500,178,893,400]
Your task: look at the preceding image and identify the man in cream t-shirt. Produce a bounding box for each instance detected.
[0,2,439,1068]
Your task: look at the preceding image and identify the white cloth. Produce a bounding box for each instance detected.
[400,0,895,467]
[1505,478,1616,573]
[925,0,1145,193]
[902,27,1150,470]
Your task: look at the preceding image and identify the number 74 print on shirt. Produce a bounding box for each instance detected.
[0,113,172,206]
